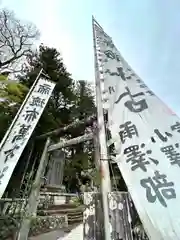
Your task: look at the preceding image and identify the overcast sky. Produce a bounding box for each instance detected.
[2,0,180,115]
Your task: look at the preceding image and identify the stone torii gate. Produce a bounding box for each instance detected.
[17,115,133,240]
[17,115,96,240]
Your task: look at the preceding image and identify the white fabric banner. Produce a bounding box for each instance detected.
[0,78,55,198]
[94,20,180,239]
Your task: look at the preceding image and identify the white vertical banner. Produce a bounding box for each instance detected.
[0,77,55,198]
[93,18,180,239]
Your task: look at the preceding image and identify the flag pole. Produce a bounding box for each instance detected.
[92,16,111,240]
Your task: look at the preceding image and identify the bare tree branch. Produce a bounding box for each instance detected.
[0,9,39,70]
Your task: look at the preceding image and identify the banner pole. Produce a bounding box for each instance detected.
[92,16,111,240]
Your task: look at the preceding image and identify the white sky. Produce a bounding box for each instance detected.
[2,0,180,115]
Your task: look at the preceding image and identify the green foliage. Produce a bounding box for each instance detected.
[71,80,95,121]
[63,80,96,191]
[0,74,7,81]
[0,82,28,103]
[0,76,29,143]
[64,152,89,178]
[0,100,16,141]
[19,44,77,135]
[91,169,101,186]
[0,43,97,195]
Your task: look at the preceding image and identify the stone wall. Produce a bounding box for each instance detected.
[0,193,78,239]
[29,215,68,236]
[0,215,68,239]
[39,192,78,207]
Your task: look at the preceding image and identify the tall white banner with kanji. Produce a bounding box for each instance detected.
[0,78,55,198]
[93,19,180,239]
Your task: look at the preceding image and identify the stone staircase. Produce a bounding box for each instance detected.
[28,192,84,237]
[0,193,84,238]
[38,203,84,225]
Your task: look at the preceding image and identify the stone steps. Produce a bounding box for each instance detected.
[67,210,83,225]
[39,207,83,214]
[49,212,83,218]
[38,203,78,210]
[38,204,84,226]
[68,216,82,224]
[29,215,68,237]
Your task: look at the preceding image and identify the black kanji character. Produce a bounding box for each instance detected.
[115,87,148,113]
[30,96,45,108]
[124,70,133,80]
[24,108,39,122]
[105,67,126,81]
[115,54,120,62]
[37,84,51,94]
[135,80,154,96]
[0,166,9,184]
[4,145,20,163]
[154,129,172,142]
[103,39,115,48]
[136,79,142,83]
[0,166,8,179]
[125,98,148,112]
[139,84,147,88]
[104,50,120,62]
[171,122,180,133]
[140,171,176,207]
[124,144,159,172]
[104,50,115,60]
[161,144,180,166]
[126,74,132,80]
[12,124,31,143]
[108,86,115,94]
[119,121,138,143]
[126,76,131,80]
[135,79,147,88]
[146,90,155,96]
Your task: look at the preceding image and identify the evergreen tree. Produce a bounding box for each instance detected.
[2,44,96,195]
[63,80,96,192]
[19,44,76,135]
